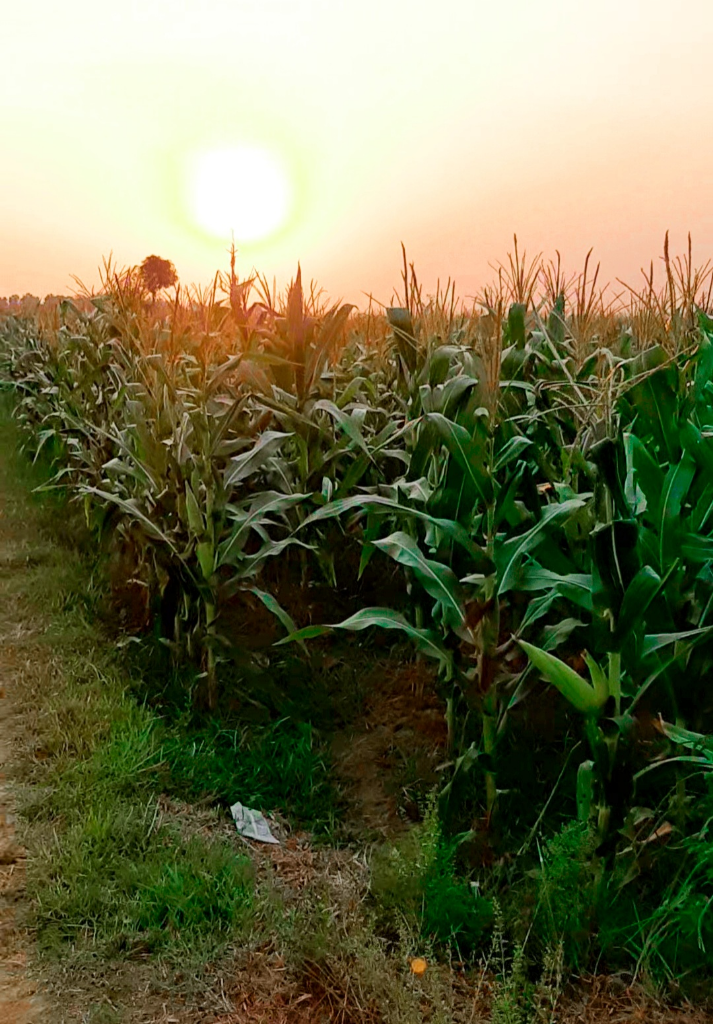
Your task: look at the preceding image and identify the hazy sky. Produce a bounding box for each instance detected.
[2,1,712,309]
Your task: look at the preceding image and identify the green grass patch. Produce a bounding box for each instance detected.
[162,717,340,836]
[32,804,254,958]
[14,568,260,962]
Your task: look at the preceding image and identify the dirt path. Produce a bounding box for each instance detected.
[0,471,45,1022]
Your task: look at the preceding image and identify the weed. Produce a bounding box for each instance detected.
[488,901,532,1024]
[531,939,565,1024]
[488,901,567,1024]
[370,795,492,955]
[525,820,599,968]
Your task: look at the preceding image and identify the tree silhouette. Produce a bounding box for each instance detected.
[139,255,177,297]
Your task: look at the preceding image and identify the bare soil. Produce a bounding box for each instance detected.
[331,656,447,837]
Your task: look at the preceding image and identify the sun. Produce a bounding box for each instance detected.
[187,144,292,243]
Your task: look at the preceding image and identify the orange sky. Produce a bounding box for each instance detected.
[2,1,713,311]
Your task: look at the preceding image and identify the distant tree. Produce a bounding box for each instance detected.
[139,255,178,297]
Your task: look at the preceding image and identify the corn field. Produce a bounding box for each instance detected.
[3,234,713,981]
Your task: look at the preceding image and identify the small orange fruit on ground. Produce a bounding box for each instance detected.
[410,957,428,975]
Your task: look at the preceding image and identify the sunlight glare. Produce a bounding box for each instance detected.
[187,145,292,243]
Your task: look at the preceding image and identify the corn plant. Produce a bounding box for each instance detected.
[80,350,315,707]
[518,312,713,849]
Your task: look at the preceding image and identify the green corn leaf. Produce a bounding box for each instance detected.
[78,486,182,560]
[518,640,605,714]
[628,638,712,716]
[633,718,713,778]
[613,565,663,648]
[641,626,713,658]
[225,536,313,577]
[305,303,356,393]
[583,652,608,707]
[516,591,559,633]
[185,482,204,536]
[496,497,587,596]
[312,398,374,458]
[694,330,713,401]
[541,618,586,651]
[626,346,679,461]
[493,434,533,472]
[218,491,308,567]
[626,433,664,520]
[209,395,250,457]
[277,607,453,676]
[492,462,527,531]
[680,421,713,477]
[300,493,491,567]
[224,430,292,487]
[335,375,379,408]
[424,411,494,505]
[548,293,566,346]
[247,587,305,650]
[655,720,713,753]
[590,437,631,519]
[660,452,697,523]
[516,561,593,611]
[659,452,696,565]
[102,456,141,478]
[577,760,596,822]
[372,532,466,628]
[592,520,640,614]
[425,347,453,387]
[635,754,713,779]
[681,533,713,562]
[506,303,527,349]
[196,540,214,580]
[436,373,483,418]
[387,307,418,372]
[688,478,713,534]
[206,353,245,393]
